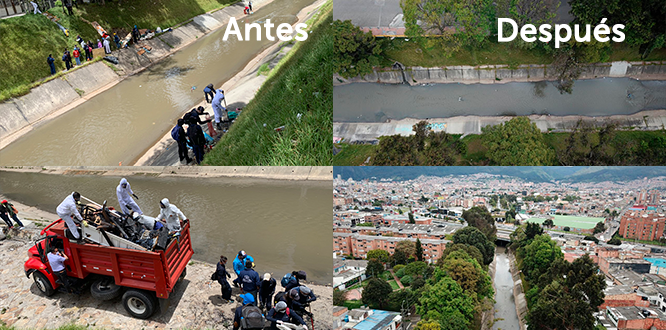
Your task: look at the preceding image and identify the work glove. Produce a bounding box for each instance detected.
[277,321,284,325]
[302,325,308,330]
[132,194,139,200]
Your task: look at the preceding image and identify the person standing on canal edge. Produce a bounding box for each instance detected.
[174,119,193,164]
[233,260,261,303]
[214,255,234,303]
[116,178,142,215]
[186,117,206,164]
[259,273,276,311]
[203,83,215,103]
[47,54,56,74]
[233,250,255,278]
[0,200,24,230]
[73,46,81,66]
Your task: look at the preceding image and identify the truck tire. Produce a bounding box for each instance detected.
[122,289,157,319]
[91,278,122,301]
[33,272,55,297]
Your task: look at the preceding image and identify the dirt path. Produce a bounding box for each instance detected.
[0,198,332,330]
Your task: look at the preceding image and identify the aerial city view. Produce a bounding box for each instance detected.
[332,0,666,166]
[333,167,666,330]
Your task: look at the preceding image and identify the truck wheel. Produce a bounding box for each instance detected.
[122,289,157,319]
[91,278,122,300]
[33,272,55,297]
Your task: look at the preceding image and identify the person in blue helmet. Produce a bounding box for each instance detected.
[233,250,255,277]
[233,293,265,330]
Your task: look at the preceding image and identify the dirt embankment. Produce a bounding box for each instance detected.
[0,198,332,330]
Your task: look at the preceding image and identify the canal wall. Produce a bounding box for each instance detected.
[0,0,277,149]
[0,198,333,330]
[333,61,666,86]
[334,109,666,141]
[0,166,333,181]
[482,254,497,330]
[508,251,528,330]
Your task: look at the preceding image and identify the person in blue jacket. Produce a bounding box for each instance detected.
[203,83,215,103]
[47,54,56,74]
[266,301,307,330]
[233,250,255,277]
[234,260,261,303]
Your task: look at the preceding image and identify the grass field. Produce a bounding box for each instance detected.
[388,279,400,290]
[0,0,237,102]
[204,1,332,165]
[526,215,603,229]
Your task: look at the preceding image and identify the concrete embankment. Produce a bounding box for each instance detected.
[333,61,666,86]
[135,0,328,166]
[334,109,666,142]
[507,251,528,330]
[0,197,332,330]
[0,0,276,149]
[0,166,333,181]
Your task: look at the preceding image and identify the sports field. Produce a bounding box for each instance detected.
[526,215,604,229]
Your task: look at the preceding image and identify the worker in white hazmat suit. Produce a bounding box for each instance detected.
[116,178,142,215]
[211,89,226,130]
[156,198,187,232]
[132,212,164,231]
[56,192,83,239]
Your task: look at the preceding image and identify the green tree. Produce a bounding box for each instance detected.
[415,238,424,261]
[437,251,493,302]
[437,243,484,268]
[417,277,476,329]
[452,226,495,265]
[527,255,606,329]
[362,278,393,308]
[570,0,666,58]
[401,275,414,286]
[481,117,554,165]
[408,212,415,224]
[367,249,391,263]
[397,240,416,259]
[563,226,570,231]
[404,261,429,277]
[414,320,441,330]
[593,221,606,234]
[520,234,564,283]
[333,20,383,78]
[542,219,554,228]
[412,276,426,290]
[393,249,408,265]
[401,0,495,56]
[607,237,622,245]
[366,258,385,277]
[333,289,347,306]
[462,206,497,240]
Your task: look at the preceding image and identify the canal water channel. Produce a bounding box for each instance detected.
[493,247,521,330]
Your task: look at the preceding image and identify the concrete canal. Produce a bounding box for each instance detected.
[493,247,520,330]
[0,0,316,166]
[333,79,666,122]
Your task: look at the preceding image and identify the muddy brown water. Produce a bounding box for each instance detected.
[0,0,315,166]
[0,171,332,283]
[333,79,666,122]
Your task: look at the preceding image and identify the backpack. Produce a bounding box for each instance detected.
[281,273,295,288]
[171,125,180,141]
[274,291,286,306]
[240,305,265,329]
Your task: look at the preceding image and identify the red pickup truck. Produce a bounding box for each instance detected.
[24,218,193,319]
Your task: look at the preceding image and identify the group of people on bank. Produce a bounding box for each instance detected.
[213,251,316,330]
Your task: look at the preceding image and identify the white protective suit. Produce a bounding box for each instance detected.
[103,38,111,54]
[211,89,226,124]
[116,178,142,215]
[156,198,186,232]
[133,212,159,231]
[56,193,83,239]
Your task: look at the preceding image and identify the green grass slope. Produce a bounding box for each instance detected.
[204,4,333,166]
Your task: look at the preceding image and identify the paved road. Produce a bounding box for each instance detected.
[334,0,404,28]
